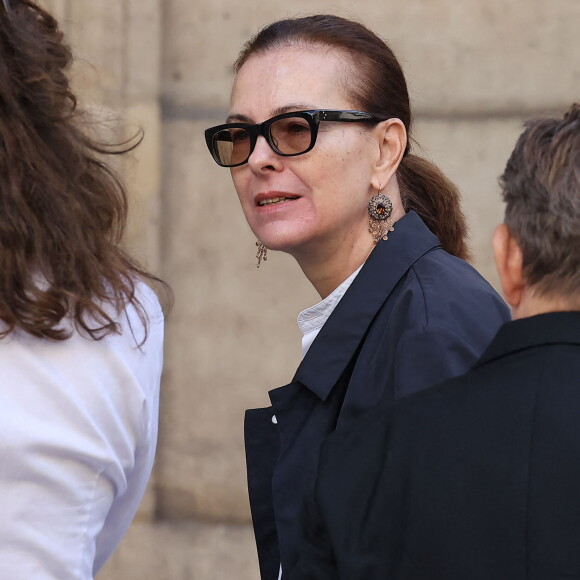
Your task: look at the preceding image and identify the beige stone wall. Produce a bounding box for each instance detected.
[38,0,580,578]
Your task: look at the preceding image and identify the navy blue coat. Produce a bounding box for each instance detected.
[292,312,580,580]
[244,211,509,579]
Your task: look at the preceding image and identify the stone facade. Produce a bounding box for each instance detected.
[39,1,580,578]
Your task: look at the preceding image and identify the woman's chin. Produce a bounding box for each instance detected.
[254,231,310,254]
[259,240,298,255]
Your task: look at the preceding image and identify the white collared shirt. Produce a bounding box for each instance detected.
[297,264,363,359]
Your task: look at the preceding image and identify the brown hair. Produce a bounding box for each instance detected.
[500,103,580,301]
[0,0,165,340]
[234,14,470,260]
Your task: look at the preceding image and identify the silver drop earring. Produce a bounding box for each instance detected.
[368,186,395,244]
[255,241,268,268]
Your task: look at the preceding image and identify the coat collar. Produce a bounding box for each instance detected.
[477,311,580,367]
[288,211,441,402]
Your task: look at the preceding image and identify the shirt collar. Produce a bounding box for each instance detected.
[477,311,580,367]
[289,211,441,401]
[297,264,364,358]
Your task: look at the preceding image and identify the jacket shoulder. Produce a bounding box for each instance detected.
[401,249,509,327]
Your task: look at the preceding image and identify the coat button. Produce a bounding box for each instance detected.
[271,414,278,424]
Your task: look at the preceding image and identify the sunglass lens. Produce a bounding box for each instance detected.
[212,128,251,167]
[269,117,313,155]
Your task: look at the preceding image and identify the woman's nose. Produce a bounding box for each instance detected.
[247,135,283,172]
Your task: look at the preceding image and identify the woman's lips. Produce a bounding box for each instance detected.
[254,193,301,207]
[258,196,299,206]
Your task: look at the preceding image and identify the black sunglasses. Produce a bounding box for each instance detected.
[204,109,390,168]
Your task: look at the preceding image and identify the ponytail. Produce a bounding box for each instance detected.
[398,154,471,260]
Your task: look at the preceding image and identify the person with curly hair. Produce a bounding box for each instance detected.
[0,1,166,578]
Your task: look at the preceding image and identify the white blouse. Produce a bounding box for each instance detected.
[0,281,164,580]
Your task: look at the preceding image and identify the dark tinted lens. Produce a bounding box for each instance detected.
[212,127,252,166]
[269,117,313,155]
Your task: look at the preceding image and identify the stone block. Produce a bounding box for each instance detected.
[162,0,579,116]
[123,101,163,271]
[362,0,580,115]
[414,113,529,290]
[68,1,126,107]
[133,472,157,523]
[96,521,259,580]
[153,113,527,520]
[126,0,162,101]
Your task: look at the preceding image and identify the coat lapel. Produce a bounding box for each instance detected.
[294,211,441,401]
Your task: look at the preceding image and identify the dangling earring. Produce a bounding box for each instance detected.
[368,186,395,244]
[255,241,268,268]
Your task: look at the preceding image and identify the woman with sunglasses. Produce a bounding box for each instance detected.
[205,14,509,580]
[0,2,166,578]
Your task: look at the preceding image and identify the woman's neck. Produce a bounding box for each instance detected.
[294,193,406,298]
[294,235,375,299]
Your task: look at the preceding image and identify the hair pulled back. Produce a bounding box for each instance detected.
[235,14,470,260]
[0,0,162,341]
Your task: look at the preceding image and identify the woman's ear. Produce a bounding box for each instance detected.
[492,223,525,310]
[370,119,407,192]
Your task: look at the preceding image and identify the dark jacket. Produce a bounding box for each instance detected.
[244,211,509,579]
[292,312,580,580]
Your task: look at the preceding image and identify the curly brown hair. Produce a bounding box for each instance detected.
[0,0,165,340]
